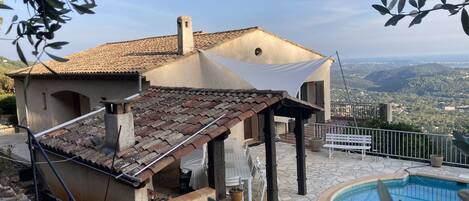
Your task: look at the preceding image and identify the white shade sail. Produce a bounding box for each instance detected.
[199,50,330,96]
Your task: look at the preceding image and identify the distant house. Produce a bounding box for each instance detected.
[7,16,333,134]
[444,106,456,111]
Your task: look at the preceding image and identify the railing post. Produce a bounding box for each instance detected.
[379,103,392,123]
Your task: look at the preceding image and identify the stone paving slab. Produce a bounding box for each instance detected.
[0,133,30,162]
[249,142,469,201]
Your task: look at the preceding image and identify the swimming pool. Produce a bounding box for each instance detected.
[334,175,469,201]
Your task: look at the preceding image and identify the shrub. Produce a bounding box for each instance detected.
[0,95,16,115]
[358,119,422,132]
[7,114,17,125]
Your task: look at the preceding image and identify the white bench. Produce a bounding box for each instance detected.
[323,133,371,160]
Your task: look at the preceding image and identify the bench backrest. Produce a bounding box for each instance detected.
[325,133,371,144]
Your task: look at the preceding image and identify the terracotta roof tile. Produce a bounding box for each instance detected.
[8,27,259,76]
[38,86,319,184]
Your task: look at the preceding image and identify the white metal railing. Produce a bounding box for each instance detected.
[309,123,469,167]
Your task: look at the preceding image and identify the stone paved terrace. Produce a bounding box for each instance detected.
[249,142,469,201]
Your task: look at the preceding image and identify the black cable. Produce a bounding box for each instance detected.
[103,125,122,201]
[336,51,358,128]
[404,164,431,174]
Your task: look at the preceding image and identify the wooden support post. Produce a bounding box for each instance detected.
[294,112,307,195]
[264,108,278,201]
[208,132,228,200]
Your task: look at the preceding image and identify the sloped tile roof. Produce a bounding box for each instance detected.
[8,27,258,77]
[39,86,320,184]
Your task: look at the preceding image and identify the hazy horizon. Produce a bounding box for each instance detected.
[1,0,468,60]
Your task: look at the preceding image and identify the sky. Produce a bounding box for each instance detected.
[0,0,468,60]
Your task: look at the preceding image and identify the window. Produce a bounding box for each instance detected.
[185,21,189,28]
[42,92,47,110]
[254,48,262,56]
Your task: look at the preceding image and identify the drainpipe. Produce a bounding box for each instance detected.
[138,74,142,93]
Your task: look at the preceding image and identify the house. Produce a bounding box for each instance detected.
[36,86,321,201]
[7,16,333,133]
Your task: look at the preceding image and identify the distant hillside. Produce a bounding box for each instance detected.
[364,63,469,95]
[332,63,469,98]
[365,63,450,80]
[0,56,26,93]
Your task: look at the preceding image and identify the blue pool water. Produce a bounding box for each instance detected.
[334,176,469,201]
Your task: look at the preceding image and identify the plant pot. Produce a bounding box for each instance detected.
[309,138,323,152]
[430,154,444,167]
[229,189,243,201]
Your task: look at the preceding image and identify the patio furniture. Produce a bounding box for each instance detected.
[180,145,208,190]
[254,157,266,201]
[323,133,371,160]
[225,138,253,201]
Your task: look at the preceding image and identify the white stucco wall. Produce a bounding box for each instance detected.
[14,78,141,132]
[144,29,333,119]
[36,153,148,201]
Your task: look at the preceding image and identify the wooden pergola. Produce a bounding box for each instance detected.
[207,98,321,201]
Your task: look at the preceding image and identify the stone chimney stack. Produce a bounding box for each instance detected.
[177,16,194,55]
[102,99,135,152]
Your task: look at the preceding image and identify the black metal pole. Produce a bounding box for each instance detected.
[17,126,77,201]
[294,112,307,195]
[27,133,39,201]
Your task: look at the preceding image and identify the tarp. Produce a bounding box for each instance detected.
[199,50,330,96]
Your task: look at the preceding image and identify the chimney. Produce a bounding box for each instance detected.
[177,16,194,55]
[102,99,135,152]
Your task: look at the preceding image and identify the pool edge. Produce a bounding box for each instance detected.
[318,171,469,201]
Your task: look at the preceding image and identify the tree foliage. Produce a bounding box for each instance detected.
[0,0,96,69]
[372,0,469,36]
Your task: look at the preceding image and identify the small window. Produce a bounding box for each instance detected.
[255,48,262,56]
[185,21,189,28]
[42,92,47,110]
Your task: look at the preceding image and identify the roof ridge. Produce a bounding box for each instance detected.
[149,86,287,96]
[105,27,259,45]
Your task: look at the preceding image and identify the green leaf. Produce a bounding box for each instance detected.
[409,0,418,8]
[433,4,443,9]
[409,10,419,17]
[40,62,58,75]
[16,43,28,65]
[409,11,429,27]
[0,3,12,9]
[381,0,388,6]
[45,0,65,9]
[46,41,69,49]
[418,0,426,9]
[449,9,460,16]
[398,0,406,13]
[11,15,18,22]
[388,0,398,10]
[441,4,458,10]
[462,8,469,36]
[385,15,405,26]
[372,4,390,15]
[71,3,95,14]
[5,23,13,34]
[50,23,61,32]
[46,52,69,62]
[27,35,34,45]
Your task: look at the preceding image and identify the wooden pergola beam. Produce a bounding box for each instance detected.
[294,111,307,195]
[264,108,278,201]
[208,132,229,200]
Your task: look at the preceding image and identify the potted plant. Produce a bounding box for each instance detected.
[309,137,323,152]
[430,152,444,168]
[229,186,243,201]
